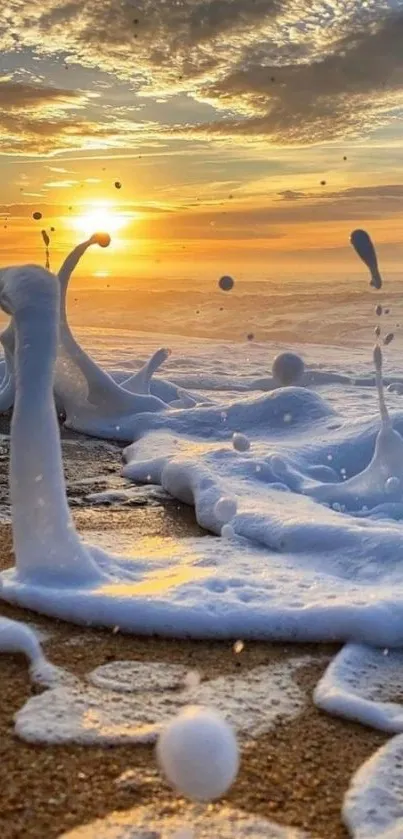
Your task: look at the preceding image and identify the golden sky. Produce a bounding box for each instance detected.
[1,0,403,278]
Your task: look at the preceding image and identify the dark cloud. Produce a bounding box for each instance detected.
[278,190,306,201]
[0,81,85,110]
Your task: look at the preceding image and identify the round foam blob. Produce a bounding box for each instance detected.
[214,496,237,522]
[157,705,239,801]
[272,352,305,386]
[232,432,251,453]
[91,232,111,248]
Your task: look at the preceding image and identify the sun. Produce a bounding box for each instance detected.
[72,204,127,239]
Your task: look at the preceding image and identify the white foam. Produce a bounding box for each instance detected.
[314,644,403,733]
[57,803,309,838]
[0,616,66,687]
[343,734,403,838]
[15,656,309,745]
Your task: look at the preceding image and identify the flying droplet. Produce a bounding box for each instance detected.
[219,275,234,292]
[376,305,383,316]
[32,211,42,220]
[233,640,244,654]
[320,180,326,186]
[41,230,50,247]
[384,332,394,345]
[375,325,381,337]
[350,229,382,289]
[247,333,254,341]
[114,181,122,189]
[91,232,111,248]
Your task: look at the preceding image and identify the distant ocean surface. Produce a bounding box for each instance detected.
[57,271,403,350]
[32,269,400,411]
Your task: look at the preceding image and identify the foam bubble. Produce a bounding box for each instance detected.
[232,432,251,452]
[272,352,305,386]
[214,496,237,522]
[156,706,239,801]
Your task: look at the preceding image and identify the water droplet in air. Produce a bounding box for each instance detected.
[219,275,234,292]
[350,229,382,289]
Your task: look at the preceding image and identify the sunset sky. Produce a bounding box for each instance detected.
[1,0,403,278]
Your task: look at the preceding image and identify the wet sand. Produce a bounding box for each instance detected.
[0,433,387,839]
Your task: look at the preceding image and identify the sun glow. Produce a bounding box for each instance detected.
[72,204,127,239]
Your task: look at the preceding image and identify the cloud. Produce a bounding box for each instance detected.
[44,179,78,187]
[0,106,157,155]
[0,1,402,148]
[0,81,110,154]
[0,80,88,111]
[278,190,306,201]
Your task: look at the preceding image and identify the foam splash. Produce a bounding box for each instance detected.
[0,616,67,687]
[343,734,403,838]
[315,644,403,733]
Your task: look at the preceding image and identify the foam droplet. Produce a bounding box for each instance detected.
[156,706,239,801]
[91,232,111,248]
[214,496,237,523]
[221,524,235,539]
[272,352,304,386]
[385,476,400,494]
[350,229,382,289]
[232,432,251,452]
[218,275,234,292]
